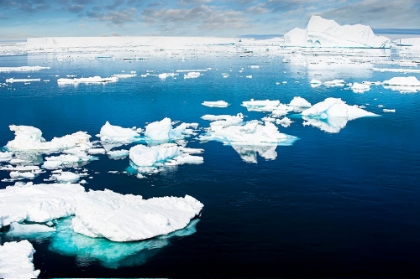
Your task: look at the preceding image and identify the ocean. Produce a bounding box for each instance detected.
[1,50,420,277]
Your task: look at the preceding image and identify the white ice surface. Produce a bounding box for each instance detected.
[71,189,204,241]
[57,76,118,85]
[202,100,229,108]
[242,99,281,112]
[383,76,420,86]
[289,97,312,112]
[184,72,201,79]
[351,82,371,93]
[301,97,379,133]
[0,240,40,279]
[144,118,198,142]
[0,151,13,162]
[53,171,81,183]
[6,125,92,153]
[0,66,50,72]
[130,144,180,167]
[107,149,129,160]
[283,15,390,48]
[8,222,55,236]
[6,78,41,83]
[99,121,140,144]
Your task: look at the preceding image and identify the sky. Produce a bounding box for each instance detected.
[0,0,419,40]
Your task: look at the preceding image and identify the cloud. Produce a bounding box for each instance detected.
[141,5,250,34]
[86,7,138,25]
[178,0,212,5]
[246,3,269,14]
[68,4,85,13]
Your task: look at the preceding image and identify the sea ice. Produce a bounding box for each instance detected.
[184,72,201,79]
[57,76,118,85]
[7,222,55,236]
[241,99,281,112]
[351,82,371,93]
[324,79,345,87]
[0,66,50,72]
[0,240,40,278]
[144,118,198,142]
[202,101,229,108]
[158,73,178,79]
[6,78,41,83]
[231,144,277,163]
[99,121,140,144]
[0,151,13,162]
[0,182,84,227]
[289,97,312,112]
[52,171,81,183]
[129,144,180,168]
[112,73,136,78]
[71,189,204,241]
[6,125,92,153]
[276,117,293,128]
[301,97,379,133]
[107,149,129,160]
[382,76,420,87]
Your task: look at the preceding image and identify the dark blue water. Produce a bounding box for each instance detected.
[1,53,420,277]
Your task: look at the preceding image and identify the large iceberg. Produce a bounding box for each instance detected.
[71,189,204,242]
[0,240,40,278]
[301,97,379,133]
[283,15,390,48]
[144,118,198,142]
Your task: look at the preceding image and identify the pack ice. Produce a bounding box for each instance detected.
[301,97,379,133]
[283,15,390,48]
[0,240,40,279]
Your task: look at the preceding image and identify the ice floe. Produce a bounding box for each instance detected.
[382,76,420,93]
[242,99,281,112]
[351,82,371,93]
[0,151,13,162]
[57,76,118,85]
[289,97,312,112]
[301,97,379,133]
[0,240,40,278]
[158,73,178,79]
[6,78,41,83]
[324,79,345,87]
[99,121,140,144]
[0,66,50,72]
[71,189,203,241]
[202,100,229,108]
[184,72,201,79]
[107,149,129,160]
[144,118,198,142]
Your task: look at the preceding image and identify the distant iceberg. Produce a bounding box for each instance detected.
[202,100,229,108]
[6,78,41,83]
[283,15,390,48]
[99,121,140,144]
[0,66,50,72]
[57,76,118,85]
[0,240,40,278]
[382,76,420,93]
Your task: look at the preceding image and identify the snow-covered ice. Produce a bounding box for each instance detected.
[99,121,140,144]
[71,189,204,241]
[144,118,198,142]
[301,97,379,133]
[242,99,281,112]
[289,97,312,112]
[158,73,178,79]
[7,222,55,236]
[351,82,371,93]
[6,78,41,83]
[0,151,13,162]
[383,76,420,87]
[52,171,81,183]
[202,100,229,108]
[0,240,40,278]
[57,76,118,85]
[107,149,129,160]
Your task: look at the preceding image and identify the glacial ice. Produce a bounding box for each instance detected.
[202,101,229,108]
[0,240,40,278]
[49,217,199,269]
[99,121,140,144]
[71,189,204,241]
[144,118,198,142]
[6,125,92,153]
[351,82,371,93]
[383,76,420,87]
[301,97,379,133]
[184,72,201,79]
[324,79,346,87]
[283,15,390,48]
[7,222,55,236]
[0,66,50,72]
[57,76,118,85]
[289,97,312,112]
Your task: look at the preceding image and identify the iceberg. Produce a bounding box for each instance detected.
[99,121,140,144]
[7,222,55,236]
[283,15,390,48]
[324,79,345,87]
[301,97,379,133]
[289,97,312,112]
[184,72,201,79]
[276,117,293,128]
[158,73,178,79]
[6,78,41,83]
[202,101,229,108]
[6,125,92,153]
[71,189,204,242]
[241,99,281,112]
[383,76,420,87]
[107,149,129,160]
[57,76,118,85]
[0,240,40,278]
[144,118,198,142]
[112,73,136,78]
[351,82,371,93]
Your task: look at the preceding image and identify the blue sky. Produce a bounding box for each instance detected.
[1,0,419,40]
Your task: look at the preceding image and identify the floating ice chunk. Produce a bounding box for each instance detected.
[7,222,55,236]
[203,113,244,130]
[184,72,201,79]
[112,73,136,78]
[383,109,396,113]
[43,153,96,169]
[222,73,230,78]
[249,65,260,69]
[10,171,37,180]
[310,79,322,85]
[246,75,252,79]
[351,82,371,93]
[88,148,106,155]
[129,144,180,167]
[99,121,140,144]
[53,172,80,183]
[242,99,281,112]
[301,97,379,133]
[231,144,277,163]
[158,73,178,79]
[42,160,62,170]
[372,67,420,74]
[57,76,118,85]
[383,76,420,87]
[324,79,345,87]
[49,217,199,269]
[289,97,312,112]
[202,100,229,108]
[0,151,13,162]
[0,240,40,278]
[6,125,92,153]
[276,117,293,128]
[0,183,84,227]
[107,149,129,160]
[272,104,294,117]
[6,78,41,83]
[201,113,243,122]
[0,66,50,72]
[172,154,204,165]
[200,120,298,146]
[71,189,204,242]
[144,118,197,142]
